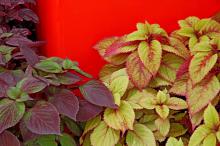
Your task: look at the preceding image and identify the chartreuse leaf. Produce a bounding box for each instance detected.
[82,116,101,137]
[202,133,216,146]
[126,88,157,109]
[63,117,82,136]
[166,137,184,146]
[155,118,170,136]
[168,123,187,137]
[189,52,218,84]
[90,121,120,146]
[177,27,195,37]
[155,105,169,119]
[126,123,156,146]
[204,104,220,128]
[0,98,25,133]
[188,125,211,146]
[187,75,220,114]
[126,51,152,89]
[166,97,188,110]
[25,135,57,146]
[138,40,162,76]
[35,60,63,73]
[104,100,135,133]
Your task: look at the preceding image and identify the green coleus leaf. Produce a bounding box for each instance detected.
[187,75,220,115]
[109,72,129,97]
[25,135,57,146]
[138,40,162,76]
[204,104,220,129]
[155,105,169,119]
[90,121,120,146]
[7,87,22,99]
[35,60,63,73]
[126,88,157,109]
[168,123,188,137]
[166,137,184,146]
[62,58,75,69]
[189,52,218,84]
[203,133,216,146]
[166,97,188,110]
[188,125,211,146]
[155,118,170,137]
[0,98,25,133]
[178,16,199,28]
[82,116,101,137]
[63,117,82,137]
[177,27,195,37]
[126,123,156,146]
[169,73,188,96]
[59,133,76,146]
[126,51,152,89]
[104,100,135,133]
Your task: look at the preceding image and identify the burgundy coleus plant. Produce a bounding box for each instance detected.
[0,1,117,146]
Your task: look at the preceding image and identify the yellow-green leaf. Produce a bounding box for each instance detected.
[202,133,216,146]
[168,123,187,137]
[204,104,220,128]
[189,52,218,84]
[109,75,129,97]
[166,137,184,146]
[90,122,120,146]
[188,125,211,146]
[155,118,170,137]
[166,97,187,110]
[104,101,135,132]
[155,105,169,119]
[82,116,101,137]
[138,40,162,76]
[126,124,156,146]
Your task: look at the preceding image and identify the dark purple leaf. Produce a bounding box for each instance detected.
[6,35,33,47]
[11,28,31,36]
[24,101,61,135]
[0,54,5,66]
[76,100,103,122]
[0,71,16,87]
[80,80,117,108]
[0,99,25,133]
[19,120,38,142]
[49,89,79,120]
[0,131,20,146]
[11,70,24,82]
[19,8,39,23]
[57,72,81,85]
[18,76,47,94]
[0,79,8,98]
[20,45,39,66]
[0,11,6,17]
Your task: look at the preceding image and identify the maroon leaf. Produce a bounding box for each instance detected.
[0,99,25,133]
[0,71,16,87]
[49,89,79,120]
[57,72,81,85]
[76,100,103,122]
[0,0,11,6]
[0,79,8,98]
[24,101,60,135]
[19,120,38,142]
[20,45,39,66]
[80,80,117,108]
[0,131,20,146]
[18,76,47,94]
[19,8,39,23]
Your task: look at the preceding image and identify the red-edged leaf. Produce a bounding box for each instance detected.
[0,131,20,146]
[126,51,152,89]
[0,99,25,133]
[187,74,220,115]
[212,11,220,23]
[24,101,60,135]
[80,80,117,108]
[49,89,79,120]
[76,100,103,122]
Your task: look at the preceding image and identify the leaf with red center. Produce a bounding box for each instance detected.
[189,52,218,84]
[24,101,60,135]
[0,99,25,133]
[49,89,79,120]
[104,40,138,57]
[0,131,20,146]
[126,51,152,89]
[76,100,103,122]
[138,40,162,76]
[187,74,220,115]
[176,57,192,79]
[80,80,117,108]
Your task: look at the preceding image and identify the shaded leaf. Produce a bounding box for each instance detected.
[59,133,76,146]
[0,131,20,146]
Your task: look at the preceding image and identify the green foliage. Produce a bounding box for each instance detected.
[91,15,220,146]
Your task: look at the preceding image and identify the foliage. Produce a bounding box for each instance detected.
[0,0,117,145]
[84,15,220,146]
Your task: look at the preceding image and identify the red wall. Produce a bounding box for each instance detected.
[37,0,220,78]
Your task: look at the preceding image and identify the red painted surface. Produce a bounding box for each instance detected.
[36,0,220,77]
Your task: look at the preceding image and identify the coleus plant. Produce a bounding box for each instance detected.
[83,15,220,145]
[0,1,117,146]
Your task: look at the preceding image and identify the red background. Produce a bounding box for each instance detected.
[36,0,220,77]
